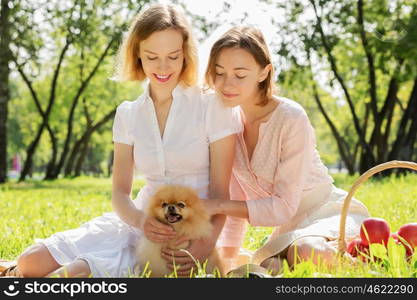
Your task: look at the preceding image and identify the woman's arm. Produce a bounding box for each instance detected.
[112,142,143,228]
[161,134,237,275]
[207,133,236,241]
[205,198,248,219]
[206,111,315,227]
[112,142,175,241]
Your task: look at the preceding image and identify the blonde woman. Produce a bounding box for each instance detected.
[201,26,370,274]
[7,5,239,278]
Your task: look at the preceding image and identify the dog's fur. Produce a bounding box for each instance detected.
[135,185,223,277]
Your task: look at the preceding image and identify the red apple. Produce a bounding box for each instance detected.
[406,247,413,258]
[360,218,390,246]
[390,232,401,245]
[390,232,413,259]
[398,223,417,248]
[398,223,417,257]
[347,238,369,257]
[347,238,372,262]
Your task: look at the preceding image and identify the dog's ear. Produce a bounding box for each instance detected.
[182,194,197,209]
[146,195,160,215]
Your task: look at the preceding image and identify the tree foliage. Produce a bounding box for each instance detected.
[275,0,417,174]
[8,0,151,180]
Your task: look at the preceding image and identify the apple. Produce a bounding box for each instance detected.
[406,247,413,258]
[390,232,401,245]
[398,223,417,257]
[398,223,417,248]
[347,239,369,258]
[347,238,373,263]
[360,218,390,246]
[389,232,413,259]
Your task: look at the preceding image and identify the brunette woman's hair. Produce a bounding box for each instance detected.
[205,26,275,105]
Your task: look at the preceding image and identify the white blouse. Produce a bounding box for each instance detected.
[112,84,241,209]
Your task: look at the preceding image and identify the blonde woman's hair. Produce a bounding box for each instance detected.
[205,26,276,106]
[114,4,198,86]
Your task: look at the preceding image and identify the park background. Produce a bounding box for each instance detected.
[0,0,416,277]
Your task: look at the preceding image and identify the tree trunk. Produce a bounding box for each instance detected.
[44,126,58,180]
[310,70,355,174]
[0,0,12,183]
[51,37,116,179]
[398,85,417,164]
[64,134,86,176]
[310,0,375,170]
[65,107,116,177]
[74,139,89,177]
[19,124,45,181]
[107,150,114,177]
[360,59,404,175]
[388,77,417,162]
[19,39,71,181]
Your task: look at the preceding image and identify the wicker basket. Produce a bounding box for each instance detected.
[337,160,417,255]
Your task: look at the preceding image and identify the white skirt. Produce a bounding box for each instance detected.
[35,180,208,278]
[251,183,370,264]
[36,212,142,277]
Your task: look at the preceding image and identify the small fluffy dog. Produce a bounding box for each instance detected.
[135,185,223,277]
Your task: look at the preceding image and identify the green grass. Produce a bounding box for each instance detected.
[1,173,416,277]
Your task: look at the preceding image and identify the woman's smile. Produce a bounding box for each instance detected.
[153,73,173,83]
[222,91,239,98]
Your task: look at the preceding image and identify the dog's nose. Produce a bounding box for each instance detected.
[167,205,176,212]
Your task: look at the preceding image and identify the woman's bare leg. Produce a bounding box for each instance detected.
[260,256,283,276]
[17,243,61,277]
[218,247,251,272]
[286,236,337,267]
[46,259,91,278]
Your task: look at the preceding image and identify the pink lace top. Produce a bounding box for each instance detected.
[217,96,334,247]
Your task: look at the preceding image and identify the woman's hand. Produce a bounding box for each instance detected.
[161,236,216,276]
[139,215,176,243]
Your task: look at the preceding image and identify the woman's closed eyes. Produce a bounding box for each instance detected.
[215,72,247,79]
[146,56,179,61]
